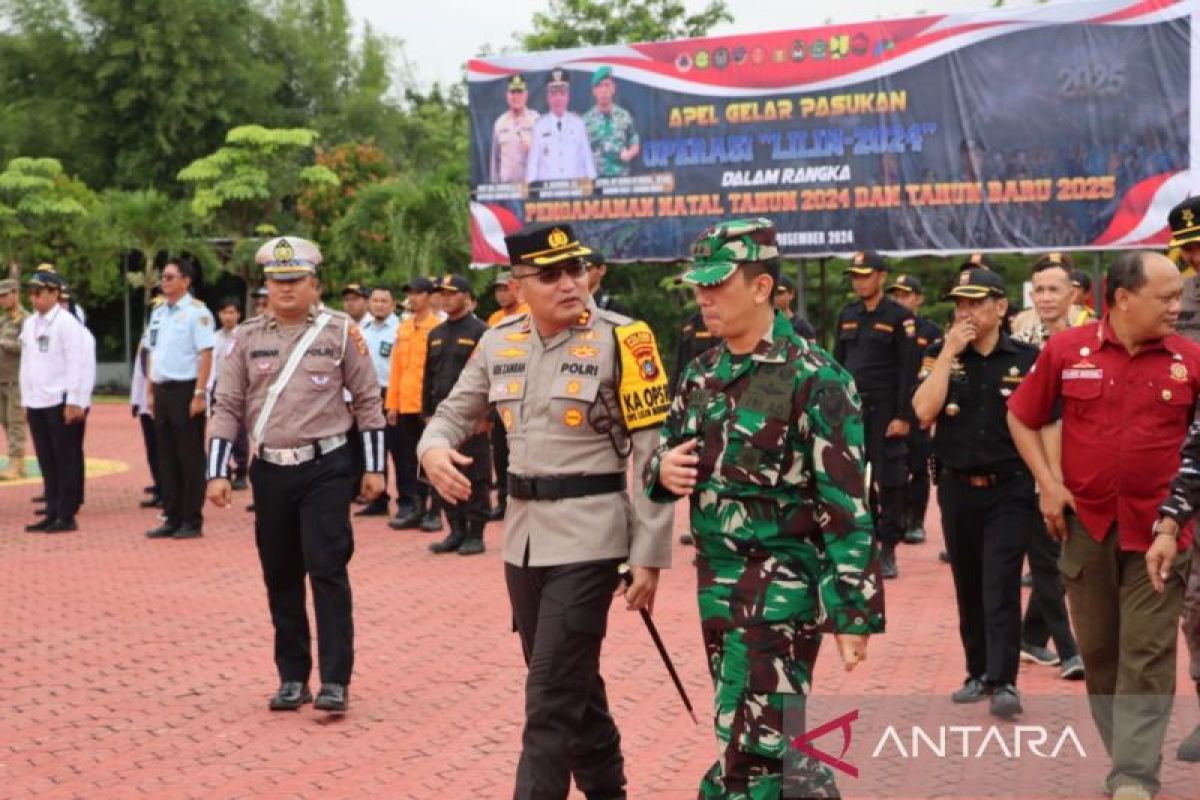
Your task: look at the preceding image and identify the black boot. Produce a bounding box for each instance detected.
[418,509,443,532]
[388,498,425,530]
[879,543,898,579]
[429,525,466,554]
[457,520,486,556]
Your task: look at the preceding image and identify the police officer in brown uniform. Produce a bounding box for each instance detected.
[206,237,386,714]
[419,223,673,800]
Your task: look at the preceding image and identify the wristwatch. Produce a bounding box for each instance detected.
[193,390,205,397]
[1152,518,1180,540]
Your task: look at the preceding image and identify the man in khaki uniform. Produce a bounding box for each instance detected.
[0,278,26,479]
[490,74,540,184]
[206,236,386,715]
[420,222,673,800]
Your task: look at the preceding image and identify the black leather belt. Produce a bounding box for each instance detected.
[508,473,626,501]
[940,467,1027,488]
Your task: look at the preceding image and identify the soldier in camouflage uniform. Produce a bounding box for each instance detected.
[647,218,884,800]
[584,67,640,178]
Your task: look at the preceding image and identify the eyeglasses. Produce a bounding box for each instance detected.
[514,261,586,285]
[161,273,181,282]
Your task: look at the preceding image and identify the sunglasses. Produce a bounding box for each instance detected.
[515,261,586,285]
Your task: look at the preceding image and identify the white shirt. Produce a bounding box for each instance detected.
[19,305,96,409]
[525,112,596,182]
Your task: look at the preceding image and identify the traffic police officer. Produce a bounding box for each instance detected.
[423,273,490,555]
[886,273,940,544]
[144,258,214,540]
[1165,194,1200,761]
[206,236,386,714]
[419,222,673,800]
[525,67,596,182]
[913,268,1040,719]
[834,251,919,578]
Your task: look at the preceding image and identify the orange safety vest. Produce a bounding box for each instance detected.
[384,312,440,414]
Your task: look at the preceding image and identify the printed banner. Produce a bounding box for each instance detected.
[467,0,1199,262]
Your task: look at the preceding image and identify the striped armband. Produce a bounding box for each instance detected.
[207,437,235,480]
[362,429,386,473]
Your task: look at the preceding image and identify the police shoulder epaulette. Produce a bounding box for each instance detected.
[236,315,266,331]
[190,298,207,308]
[494,312,528,329]
[595,307,634,326]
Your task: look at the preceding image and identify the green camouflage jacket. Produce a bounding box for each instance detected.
[647,311,884,635]
[584,105,639,178]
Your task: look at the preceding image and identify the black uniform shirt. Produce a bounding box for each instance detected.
[592,290,630,317]
[422,311,488,417]
[923,331,1039,473]
[913,315,941,355]
[833,296,919,418]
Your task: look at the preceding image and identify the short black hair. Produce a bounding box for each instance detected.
[1106,251,1151,306]
[369,285,394,298]
[163,258,194,282]
[739,257,781,291]
[216,297,241,313]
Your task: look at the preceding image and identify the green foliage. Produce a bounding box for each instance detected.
[519,0,732,50]
[0,156,91,272]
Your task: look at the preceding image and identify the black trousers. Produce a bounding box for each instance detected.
[394,413,428,509]
[138,412,161,495]
[505,556,626,800]
[1021,522,1080,660]
[250,446,355,685]
[861,393,907,547]
[26,403,85,520]
[443,433,492,531]
[153,381,206,528]
[491,408,509,507]
[905,428,933,530]
[939,471,1036,685]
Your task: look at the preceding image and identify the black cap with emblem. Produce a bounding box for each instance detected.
[944,267,1006,300]
[887,274,923,295]
[504,222,592,267]
[1169,196,1200,248]
[960,252,997,271]
[846,250,888,275]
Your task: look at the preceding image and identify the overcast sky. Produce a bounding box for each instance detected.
[345,0,1045,90]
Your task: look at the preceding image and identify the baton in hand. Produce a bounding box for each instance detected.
[619,564,699,725]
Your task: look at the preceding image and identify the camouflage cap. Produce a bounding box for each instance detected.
[0,278,16,294]
[679,218,779,287]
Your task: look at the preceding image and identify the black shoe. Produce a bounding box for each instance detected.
[388,510,424,530]
[44,518,78,533]
[429,530,466,554]
[139,496,162,509]
[354,501,389,517]
[879,544,898,579]
[903,525,926,544]
[989,684,1023,719]
[1178,723,1200,762]
[231,476,249,491]
[24,518,53,532]
[679,533,694,545]
[173,525,203,540]
[418,512,443,532]
[951,677,990,704]
[145,523,181,539]
[487,503,506,522]
[457,538,486,556]
[313,683,348,713]
[938,549,951,564]
[268,681,312,711]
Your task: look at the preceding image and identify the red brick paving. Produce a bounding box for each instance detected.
[0,403,1195,799]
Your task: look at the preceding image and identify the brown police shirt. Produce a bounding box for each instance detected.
[210,308,385,449]
[417,303,674,569]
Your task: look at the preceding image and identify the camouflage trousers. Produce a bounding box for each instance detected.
[699,622,840,800]
[0,380,24,459]
[1186,538,1200,684]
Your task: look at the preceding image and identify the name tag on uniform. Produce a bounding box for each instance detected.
[37,335,49,353]
[380,341,392,357]
[1061,368,1102,380]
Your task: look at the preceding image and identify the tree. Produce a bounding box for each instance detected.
[178,125,339,289]
[519,0,732,51]
[297,141,395,248]
[0,156,90,277]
